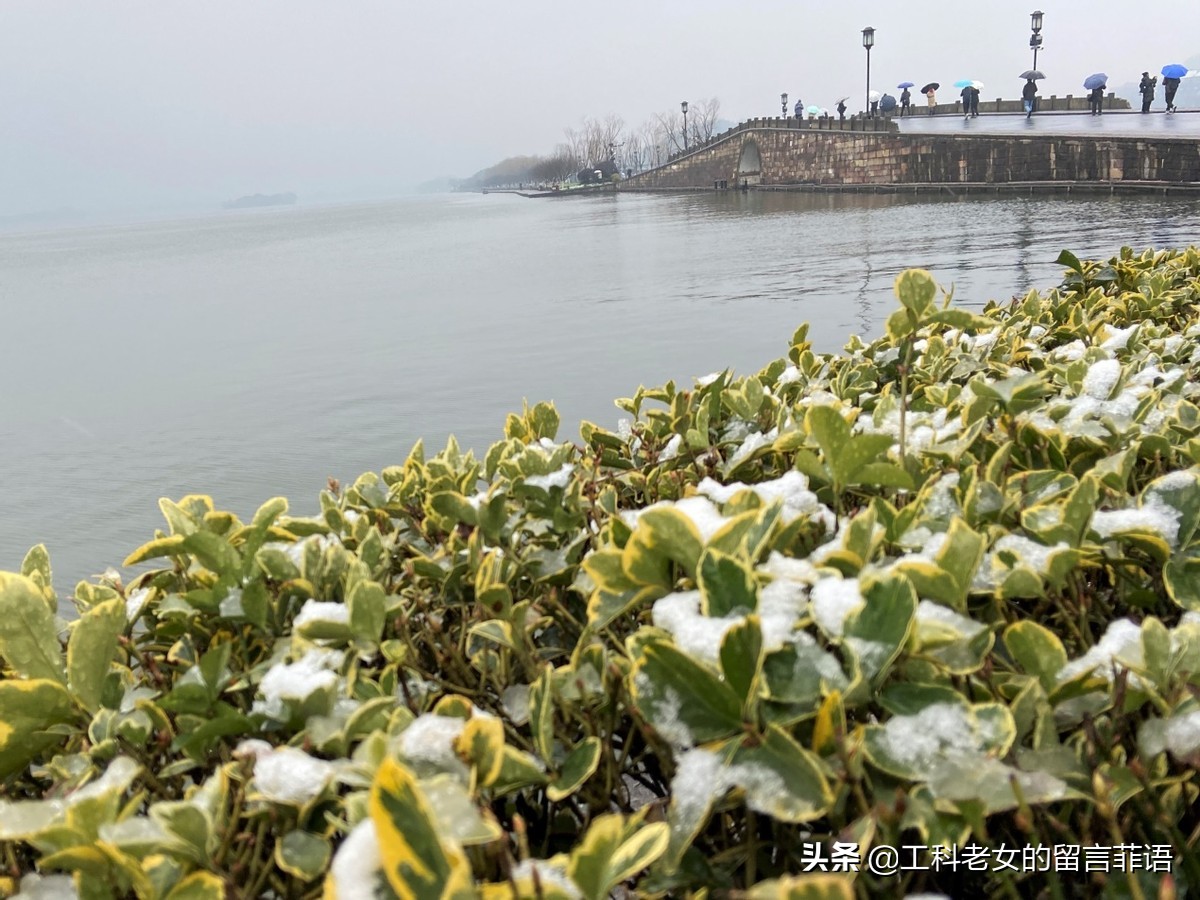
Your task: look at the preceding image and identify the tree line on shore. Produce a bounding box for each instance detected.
[453,100,723,190]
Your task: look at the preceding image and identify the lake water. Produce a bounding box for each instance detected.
[2,190,1197,593]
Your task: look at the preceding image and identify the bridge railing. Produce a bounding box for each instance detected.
[652,114,896,169]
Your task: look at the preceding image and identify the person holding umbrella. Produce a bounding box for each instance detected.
[1084,74,1108,115]
[1162,64,1186,112]
[1164,77,1180,112]
[1139,72,1157,113]
[836,98,847,121]
[898,82,913,115]
[922,82,938,115]
[1022,77,1038,118]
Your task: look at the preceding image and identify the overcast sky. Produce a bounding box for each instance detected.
[2,2,1197,216]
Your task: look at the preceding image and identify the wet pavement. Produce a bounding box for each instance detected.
[894,109,1200,138]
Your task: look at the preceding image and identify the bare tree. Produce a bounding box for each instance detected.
[549,143,579,180]
[529,144,578,183]
[688,97,721,144]
[562,127,587,171]
[652,109,685,156]
[465,100,717,187]
[641,119,667,168]
[579,115,625,166]
[563,115,628,173]
[622,132,647,173]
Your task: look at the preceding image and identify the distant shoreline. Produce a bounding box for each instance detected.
[223,192,297,210]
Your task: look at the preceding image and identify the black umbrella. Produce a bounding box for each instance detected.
[1019,69,1046,80]
[880,93,897,112]
[920,82,939,94]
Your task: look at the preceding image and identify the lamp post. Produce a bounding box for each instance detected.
[681,100,689,152]
[1029,10,1043,71]
[781,92,788,118]
[862,27,875,116]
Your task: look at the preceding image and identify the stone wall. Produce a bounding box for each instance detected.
[620,125,1200,191]
[923,92,1131,116]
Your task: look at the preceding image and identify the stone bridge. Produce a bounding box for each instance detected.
[620,116,1200,194]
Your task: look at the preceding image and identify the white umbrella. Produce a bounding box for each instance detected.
[868,90,881,102]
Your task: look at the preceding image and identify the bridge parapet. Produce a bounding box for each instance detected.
[620,119,1197,192]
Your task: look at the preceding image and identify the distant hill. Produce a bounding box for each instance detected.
[223,192,297,210]
[1113,54,1200,109]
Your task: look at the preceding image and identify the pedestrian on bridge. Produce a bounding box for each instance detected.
[926,87,937,115]
[1023,78,1038,118]
[837,99,847,120]
[1139,72,1157,113]
[1089,83,1106,115]
[900,87,911,115]
[794,99,804,122]
[1164,76,1180,112]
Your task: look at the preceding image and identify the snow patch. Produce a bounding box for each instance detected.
[660,434,683,461]
[809,577,864,638]
[253,747,337,805]
[294,600,350,628]
[327,819,384,900]
[1141,710,1200,759]
[510,861,583,899]
[634,673,694,748]
[124,587,151,620]
[258,648,343,707]
[1082,359,1122,400]
[915,600,985,638]
[1057,619,1145,687]
[397,714,469,777]
[12,875,78,900]
[526,464,574,490]
[651,591,734,665]
[698,471,834,530]
[880,703,997,774]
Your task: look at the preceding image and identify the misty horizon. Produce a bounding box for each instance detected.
[3,2,1198,219]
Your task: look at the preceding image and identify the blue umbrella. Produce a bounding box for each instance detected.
[1162,64,1188,79]
[880,94,897,111]
[953,79,975,89]
[1084,73,1108,90]
[897,81,915,89]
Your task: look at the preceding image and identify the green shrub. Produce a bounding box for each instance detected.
[3,247,1200,899]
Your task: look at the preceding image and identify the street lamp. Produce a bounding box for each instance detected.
[781,92,789,117]
[1029,10,1043,71]
[862,27,875,116]
[681,100,689,152]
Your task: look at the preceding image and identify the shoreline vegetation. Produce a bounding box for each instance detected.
[3,248,1200,897]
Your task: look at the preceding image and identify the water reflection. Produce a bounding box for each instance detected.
[1013,197,1036,297]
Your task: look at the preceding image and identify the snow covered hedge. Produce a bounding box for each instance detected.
[3,247,1200,898]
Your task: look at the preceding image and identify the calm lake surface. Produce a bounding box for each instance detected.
[2,190,1197,593]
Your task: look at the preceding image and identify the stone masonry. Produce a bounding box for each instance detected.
[620,123,1200,191]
